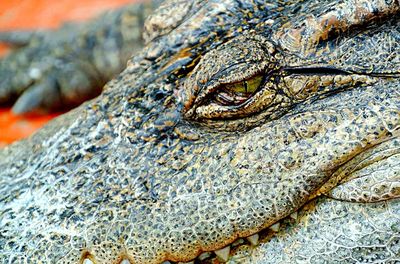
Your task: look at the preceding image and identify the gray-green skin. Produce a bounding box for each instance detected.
[1,0,400,263]
[0,1,161,113]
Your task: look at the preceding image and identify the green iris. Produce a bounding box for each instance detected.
[225,74,263,94]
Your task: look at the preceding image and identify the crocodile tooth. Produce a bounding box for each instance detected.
[246,233,259,246]
[198,252,212,261]
[214,246,230,262]
[270,222,280,232]
[290,212,298,220]
[83,259,94,264]
[120,260,130,264]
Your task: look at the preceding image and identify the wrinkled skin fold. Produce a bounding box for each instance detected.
[0,0,400,263]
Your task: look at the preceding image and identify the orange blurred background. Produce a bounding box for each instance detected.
[0,0,138,146]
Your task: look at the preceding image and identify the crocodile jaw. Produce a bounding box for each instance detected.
[1,0,400,263]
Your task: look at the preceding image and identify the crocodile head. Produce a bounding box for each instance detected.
[1,0,400,263]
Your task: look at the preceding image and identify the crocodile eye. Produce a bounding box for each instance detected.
[215,74,264,106]
[180,34,278,120]
[185,71,277,120]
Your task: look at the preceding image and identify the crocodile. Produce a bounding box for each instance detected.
[1,0,400,263]
[0,1,162,114]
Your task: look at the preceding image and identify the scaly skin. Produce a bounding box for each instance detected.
[0,1,161,113]
[1,0,400,263]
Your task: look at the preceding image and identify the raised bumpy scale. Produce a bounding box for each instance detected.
[1,0,400,263]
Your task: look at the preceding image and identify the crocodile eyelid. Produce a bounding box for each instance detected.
[181,33,278,119]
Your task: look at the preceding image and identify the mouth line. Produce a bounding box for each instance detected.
[155,210,301,264]
[312,134,400,201]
